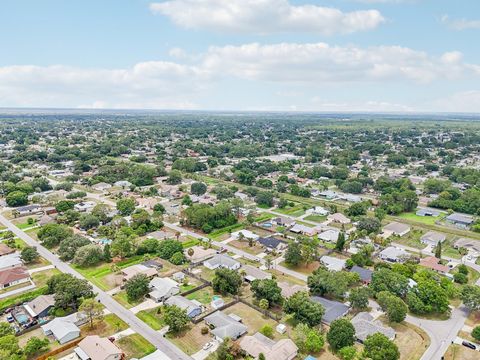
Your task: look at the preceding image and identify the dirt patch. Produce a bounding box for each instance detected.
[444,344,479,360]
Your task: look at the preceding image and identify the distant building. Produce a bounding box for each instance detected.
[382,222,411,237]
[420,231,446,246]
[75,335,123,360]
[311,297,349,324]
[349,265,373,284]
[446,213,474,229]
[416,208,441,217]
[42,316,81,344]
[148,277,180,302]
[165,295,202,318]
[204,311,247,341]
[240,332,298,360]
[351,312,395,343]
[379,246,410,263]
[419,256,449,274]
[0,266,30,289]
[320,256,346,272]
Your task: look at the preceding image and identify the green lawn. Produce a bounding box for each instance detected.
[16,222,38,230]
[304,214,327,223]
[186,288,214,304]
[31,268,61,287]
[113,290,144,309]
[180,283,197,292]
[397,212,439,225]
[182,237,200,248]
[136,307,165,330]
[0,286,48,312]
[73,255,145,290]
[117,334,156,359]
[207,223,244,240]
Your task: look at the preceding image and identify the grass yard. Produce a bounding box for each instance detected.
[81,313,128,337]
[186,287,216,304]
[0,286,48,312]
[444,344,479,360]
[31,268,61,287]
[73,255,145,291]
[268,269,306,286]
[136,307,165,330]
[392,228,426,249]
[387,318,430,360]
[223,302,281,337]
[167,322,212,355]
[207,223,245,240]
[398,212,439,226]
[113,290,144,309]
[229,240,264,255]
[304,214,328,223]
[279,260,320,275]
[117,333,156,359]
[442,244,463,260]
[182,237,200,248]
[25,255,51,269]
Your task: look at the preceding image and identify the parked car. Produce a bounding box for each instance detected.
[203,342,214,350]
[6,315,14,323]
[462,341,476,350]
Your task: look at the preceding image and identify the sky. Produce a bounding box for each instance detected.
[1,0,480,113]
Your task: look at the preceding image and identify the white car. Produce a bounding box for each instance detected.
[202,342,214,351]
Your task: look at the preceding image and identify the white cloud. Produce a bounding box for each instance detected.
[150,0,384,35]
[425,91,480,113]
[0,42,479,111]
[0,62,207,109]
[201,42,476,84]
[441,15,480,31]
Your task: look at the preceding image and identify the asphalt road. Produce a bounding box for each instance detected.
[0,212,191,360]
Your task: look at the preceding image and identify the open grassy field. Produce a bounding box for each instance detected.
[388,319,431,360]
[117,333,156,359]
[397,212,439,225]
[279,260,321,275]
[304,214,328,223]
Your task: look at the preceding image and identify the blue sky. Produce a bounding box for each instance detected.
[1,0,479,112]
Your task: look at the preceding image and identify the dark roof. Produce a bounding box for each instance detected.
[350,265,373,282]
[142,259,163,269]
[311,296,349,324]
[258,237,283,249]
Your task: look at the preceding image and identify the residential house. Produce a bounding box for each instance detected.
[446,213,474,229]
[75,335,123,360]
[311,297,349,324]
[257,237,286,252]
[203,255,241,270]
[231,230,259,241]
[204,311,247,341]
[74,201,95,213]
[307,206,329,216]
[318,229,340,243]
[320,256,346,272]
[148,277,180,302]
[165,295,202,318]
[419,257,449,274]
[271,217,295,227]
[12,204,42,217]
[41,316,81,344]
[351,312,395,343]
[121,264,157,282]
[242,265,272,282]
[38,214,55,226]
[328,213,351,225]
[454,238,480,256]
[172,271,185,282]
[92,182,112,192]
[0,266,30,289]
[416,208,441,217]
[420,231,446,246]
[290,224,317,236]
[278,282,308,298]
[379,246,410,263]
[148,230,173,240]
[240,332,298,360]
[185,246,216,263]
[349,265,373,284]
[0,253,23,270]
[318,190,339,200]
[24,294,55,318]
[382,222,411,237]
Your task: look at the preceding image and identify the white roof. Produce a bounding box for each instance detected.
[0,253,22,270]
[149,277,179,297]
[231,230,259,240]
[320,256,346,271]
[42,316,80,340]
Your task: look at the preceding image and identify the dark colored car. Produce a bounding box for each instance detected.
[462,341,476,350]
